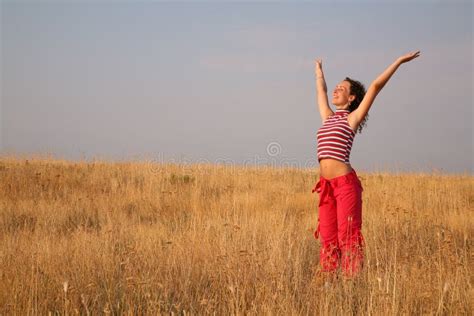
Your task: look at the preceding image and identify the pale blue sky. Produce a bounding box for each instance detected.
[1,0,473,173]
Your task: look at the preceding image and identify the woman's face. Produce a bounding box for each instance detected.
[332,80,354,107]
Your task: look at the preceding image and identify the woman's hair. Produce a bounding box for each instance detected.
[344,77,368,134]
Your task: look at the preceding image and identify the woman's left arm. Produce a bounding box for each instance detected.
[353,50,421,123]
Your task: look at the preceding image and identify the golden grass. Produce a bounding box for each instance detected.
[0,155,472,314]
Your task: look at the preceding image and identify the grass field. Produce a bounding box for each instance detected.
[0,156,472,314]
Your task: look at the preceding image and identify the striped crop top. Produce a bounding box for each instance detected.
[317,109,356,164]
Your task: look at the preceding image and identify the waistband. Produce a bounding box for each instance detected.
[319,169,358,186]
[311,169,359,202]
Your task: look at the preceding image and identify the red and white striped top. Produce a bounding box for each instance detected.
[317,109,356,164]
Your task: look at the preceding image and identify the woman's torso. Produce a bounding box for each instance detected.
[317,110,357,179]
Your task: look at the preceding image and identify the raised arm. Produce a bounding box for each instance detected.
[352,50,421,124]
[314,59,334,123]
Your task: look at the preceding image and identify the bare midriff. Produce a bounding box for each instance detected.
[319,158,353,180]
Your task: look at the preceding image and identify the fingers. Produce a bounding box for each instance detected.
[399,50,420,63]
[315,58,323,68]
[409,50,421,61]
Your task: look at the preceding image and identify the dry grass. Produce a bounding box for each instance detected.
[0,155,472,315]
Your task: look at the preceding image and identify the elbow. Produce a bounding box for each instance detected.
[370,82,382,92]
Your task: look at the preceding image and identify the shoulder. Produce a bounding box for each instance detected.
[346,113,359,134]
[322,113,335,124]
[321,109,335,124]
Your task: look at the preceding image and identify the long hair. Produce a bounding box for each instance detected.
[345,77,368,134]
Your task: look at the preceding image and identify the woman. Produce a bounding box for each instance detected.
[312,51,420,280]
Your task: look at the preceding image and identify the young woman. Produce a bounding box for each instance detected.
[312,51,421,279]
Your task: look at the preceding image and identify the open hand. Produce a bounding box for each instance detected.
[314,58,324,77]
[397,50,420,64]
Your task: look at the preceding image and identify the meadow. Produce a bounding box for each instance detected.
[0,156,472,315]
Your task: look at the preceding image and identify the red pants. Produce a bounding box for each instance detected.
[312,169,365,277]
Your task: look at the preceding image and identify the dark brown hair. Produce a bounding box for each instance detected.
[345,77,368,134]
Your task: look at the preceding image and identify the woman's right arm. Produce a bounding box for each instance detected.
[315,59,333,123]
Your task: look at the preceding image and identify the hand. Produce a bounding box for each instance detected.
[315,58,322,69]
[314,58,323,76]
[397,50,420,64]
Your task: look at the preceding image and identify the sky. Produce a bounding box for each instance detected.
[1,0,473,174]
